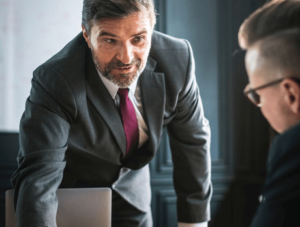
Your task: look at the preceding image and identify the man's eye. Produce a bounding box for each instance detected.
[104,39,115,43]
[133,36,144,42]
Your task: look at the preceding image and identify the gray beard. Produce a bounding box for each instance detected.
[91,48,146,88]
[104,67,143,88]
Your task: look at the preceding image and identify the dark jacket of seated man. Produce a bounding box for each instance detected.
[251,122,300,226]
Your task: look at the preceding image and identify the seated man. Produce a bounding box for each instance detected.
[238,1,300,226]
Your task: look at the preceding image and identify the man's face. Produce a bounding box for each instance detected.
[245,47,289,133]
[83,11,152,88]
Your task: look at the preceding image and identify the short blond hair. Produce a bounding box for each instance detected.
[248,29,300,81]
[238,0,300,49]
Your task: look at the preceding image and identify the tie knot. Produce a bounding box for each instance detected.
[117,88,129,99]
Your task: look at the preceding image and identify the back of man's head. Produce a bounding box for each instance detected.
[239,0,300,49]
[244,29,300,133]
[82,0,156,35]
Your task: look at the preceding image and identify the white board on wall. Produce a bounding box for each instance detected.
[0,0,83,131]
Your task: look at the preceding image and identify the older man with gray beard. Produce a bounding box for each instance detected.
[12,1,212,227]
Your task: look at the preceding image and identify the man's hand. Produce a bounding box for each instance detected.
[178,222,208,227]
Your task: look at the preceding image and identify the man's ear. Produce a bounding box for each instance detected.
[282,78,300,114]
[82,25,91,48]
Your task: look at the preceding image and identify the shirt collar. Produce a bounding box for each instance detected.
[97,70,138,99]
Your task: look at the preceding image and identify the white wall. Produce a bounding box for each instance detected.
[0,0,83,131]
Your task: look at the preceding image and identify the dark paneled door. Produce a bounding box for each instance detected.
[150,0,270,227]
[0,133,19,226]
[150,0,225,226]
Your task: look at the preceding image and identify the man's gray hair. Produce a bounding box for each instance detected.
[82,0,156,34]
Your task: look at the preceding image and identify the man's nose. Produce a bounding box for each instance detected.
[117,43,134,64]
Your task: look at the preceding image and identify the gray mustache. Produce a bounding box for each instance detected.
[108,59,141,68]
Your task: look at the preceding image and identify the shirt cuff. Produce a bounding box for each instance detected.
[178,222,208,227]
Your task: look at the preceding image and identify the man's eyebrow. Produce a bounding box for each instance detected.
[132,30,148,37]
[99,31,118,37]
[98,29,148,38]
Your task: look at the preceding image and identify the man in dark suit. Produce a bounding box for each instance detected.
[11,1,212,227]
[238,1,300,226]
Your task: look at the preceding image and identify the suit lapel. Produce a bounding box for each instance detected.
[85,50,165,155]
[140,57,165,152]
[85,50,127,154]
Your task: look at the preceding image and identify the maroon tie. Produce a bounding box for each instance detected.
[118,88,139,155]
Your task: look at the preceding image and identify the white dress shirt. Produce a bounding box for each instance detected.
[98,71,207,227]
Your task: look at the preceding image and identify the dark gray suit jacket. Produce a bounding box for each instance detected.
[11,31,212,227]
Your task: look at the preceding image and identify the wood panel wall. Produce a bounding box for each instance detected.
[0,133,19,226]
[150,0,271,226]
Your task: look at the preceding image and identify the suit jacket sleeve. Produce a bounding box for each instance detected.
[11,64,76,227]
[166,40,212,223]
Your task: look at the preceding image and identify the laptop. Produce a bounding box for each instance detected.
[6,188,111,227]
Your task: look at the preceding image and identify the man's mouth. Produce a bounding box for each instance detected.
[114,65,134,72]
[119,66,131,69]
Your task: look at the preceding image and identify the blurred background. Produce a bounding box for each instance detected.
[0,0,273,226]
[0,0,82,130]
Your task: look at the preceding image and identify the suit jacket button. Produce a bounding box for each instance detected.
[112,184,116,189]
[258,195,264,203]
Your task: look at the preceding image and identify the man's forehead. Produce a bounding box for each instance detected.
[97,27,149,37]
[92,12,152,37]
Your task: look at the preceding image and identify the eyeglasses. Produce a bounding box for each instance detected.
[243,78,300,107]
